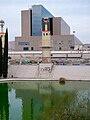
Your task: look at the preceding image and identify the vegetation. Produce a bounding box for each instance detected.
[0,83,9,119]
[2,29,8,78]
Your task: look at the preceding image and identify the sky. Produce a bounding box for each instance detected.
[0,0,90,43]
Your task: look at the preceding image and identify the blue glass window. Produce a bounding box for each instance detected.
[32,5,53,36]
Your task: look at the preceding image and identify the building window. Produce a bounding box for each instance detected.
[59,47,62,50]
[43,33,45,36]
[31,47,34,51]
[60,40,64,44]
[61,41,63,43]
[88,46,90,48]
[70,46,74,50]
[68,40,72,43]
[23,47,29,51]
[46,33,48,36]
[18,42,29,46]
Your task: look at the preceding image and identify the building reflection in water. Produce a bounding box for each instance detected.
[8,81,75,120]
[9,81,55,120]
[0,83,9,120]
[8,88,22,120]
[8,81,90,120]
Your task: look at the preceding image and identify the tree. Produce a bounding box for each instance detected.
[0,37,2,77]
[3,29,8,78]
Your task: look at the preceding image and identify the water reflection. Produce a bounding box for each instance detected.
[0,83,9,120]
[8,89,22,120]
[0,81,90,120]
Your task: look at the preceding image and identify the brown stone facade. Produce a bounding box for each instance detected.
[15,35,82,51]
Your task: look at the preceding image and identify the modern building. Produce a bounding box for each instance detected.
[83,44,90,50]
[15,5,82,51]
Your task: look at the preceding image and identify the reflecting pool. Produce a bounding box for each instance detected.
[0,81,90,120]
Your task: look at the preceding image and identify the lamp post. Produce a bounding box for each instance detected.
[0,20,5,32]
[0,20,5,50]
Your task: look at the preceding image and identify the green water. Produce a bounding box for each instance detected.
[0,81,90,120]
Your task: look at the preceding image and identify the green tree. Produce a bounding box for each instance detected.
[3,29,8,78]
[0,37,2,77]
[0,83,9,120]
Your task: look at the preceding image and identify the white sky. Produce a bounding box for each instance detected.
[0,0,90,43]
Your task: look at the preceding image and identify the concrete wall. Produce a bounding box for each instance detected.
[8,65,90,80]
[8,65,38,78]
[53,17,61,35]
[51,35,74,50]
[53,17,70,35]
[53,65,90,80]
[15,36,42,51]
[61,18,70,35]
[74,36,82,45]
[21,10,32,36]
[15,35,82,51]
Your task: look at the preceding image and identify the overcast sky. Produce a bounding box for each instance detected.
[0,0,90,43]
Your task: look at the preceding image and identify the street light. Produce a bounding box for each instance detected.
[0,19,5,32]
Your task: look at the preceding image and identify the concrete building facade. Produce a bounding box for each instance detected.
[15,5,82,51]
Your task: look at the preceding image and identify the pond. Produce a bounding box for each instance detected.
[0,80,90,120]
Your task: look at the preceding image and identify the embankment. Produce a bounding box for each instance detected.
[7,65,90,80]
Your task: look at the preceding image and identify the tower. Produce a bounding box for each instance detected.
[0,20,5,48]
[42,18,51,63]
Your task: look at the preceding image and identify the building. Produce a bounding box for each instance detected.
[83,44,90,50]
[8,41,15,51]
[15,5,82,51]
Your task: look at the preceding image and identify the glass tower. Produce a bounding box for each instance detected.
[32,5,54,36]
